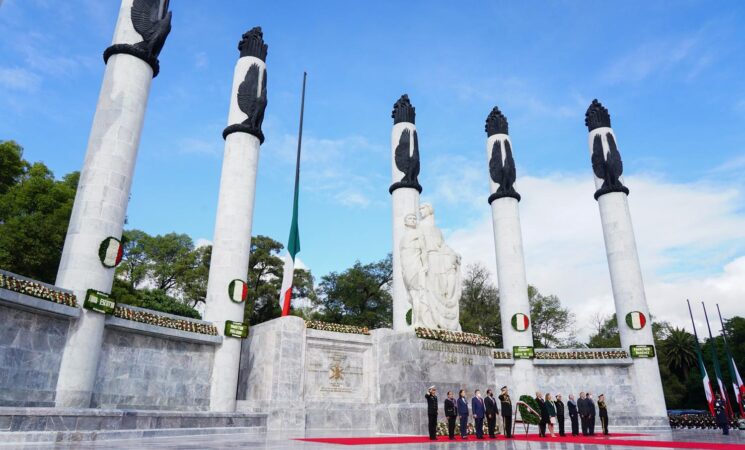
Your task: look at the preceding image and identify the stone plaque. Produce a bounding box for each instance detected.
[304,342,369,401]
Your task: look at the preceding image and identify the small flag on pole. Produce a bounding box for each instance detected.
[279,72,307,317]
[717,304,744,417]
[688,300,716,416]
[702,302,732,417]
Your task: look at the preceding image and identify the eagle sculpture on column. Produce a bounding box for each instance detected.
[395,129,421,188]
[131,0,172,60]
[586,99,629,199]
[236,64,268,143]
[485,106,520,202]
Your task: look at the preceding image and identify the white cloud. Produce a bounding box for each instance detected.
[446,172,745,341]
[0,67,40,91]
[195,238,212,248]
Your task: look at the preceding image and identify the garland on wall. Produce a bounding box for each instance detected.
[305,320,370,335]
[0,272,77,307]
[534,349,629,360]
[114,305,218,336]
[415,327,497,348]
[493,350,512,359]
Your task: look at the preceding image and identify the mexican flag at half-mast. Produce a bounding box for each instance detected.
[688,299,716,416]
[717,304,745,416]
[279,72,307,317]
[703,302,733,417]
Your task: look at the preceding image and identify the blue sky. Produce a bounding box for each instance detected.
[2,1,744,335]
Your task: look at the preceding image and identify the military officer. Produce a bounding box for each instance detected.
[499,386,513,438]
[714,392,729,435]
[425,386,438,440]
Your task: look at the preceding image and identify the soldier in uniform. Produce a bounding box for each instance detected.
[425,386,438,440]
[714,392,729,435]
[444,391,457,440]
[498,386,513,438]
[598,394,609,435]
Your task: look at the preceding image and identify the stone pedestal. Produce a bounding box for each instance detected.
[204,30,267,412]
[54,0,163,408]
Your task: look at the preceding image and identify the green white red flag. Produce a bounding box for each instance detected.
[279,72,306,317]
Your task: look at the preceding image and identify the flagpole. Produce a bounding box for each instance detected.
[688,299,715,415]
[702,301,733,417]
[294,71,306,203]
[717,304,743,417]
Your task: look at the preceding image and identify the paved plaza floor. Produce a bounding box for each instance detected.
[2,429,744,450]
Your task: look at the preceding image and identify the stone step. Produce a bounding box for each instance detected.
[0,426,265,445]
[0,407,267,433]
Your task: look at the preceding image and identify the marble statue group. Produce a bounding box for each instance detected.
[400,204,462,331]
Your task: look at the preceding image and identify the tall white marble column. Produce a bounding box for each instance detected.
[54,0,171,408]
[204,27,268,412]
[484,107,536,398]
[585,99,667,424]
[390,95,421,331]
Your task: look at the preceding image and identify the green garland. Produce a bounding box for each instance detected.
[114,306,218,336]
[518,395,541,425]
[415,327,496,347]
[305,320,370,335]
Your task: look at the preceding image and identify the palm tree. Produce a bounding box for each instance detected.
[661,327,697,380]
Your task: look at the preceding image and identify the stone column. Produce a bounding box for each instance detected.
[204,27,268,412]
[483,107,536,398]
[390,95,422,331]
[54,0,171,408]
[585,99,667,424]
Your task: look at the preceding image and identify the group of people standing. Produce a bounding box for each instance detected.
[535,391,608,437]
[424,386,609,441]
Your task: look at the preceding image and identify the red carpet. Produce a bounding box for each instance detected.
[296,433,745,449]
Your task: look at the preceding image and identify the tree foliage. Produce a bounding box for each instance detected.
[459,263,502,346]
[528,286,576,348]
[312,254,392,329]
[0,141,78,283]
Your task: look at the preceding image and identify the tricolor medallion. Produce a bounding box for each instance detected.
[228,279,248,303]
[511,313,530,332]
[625,311,646,330]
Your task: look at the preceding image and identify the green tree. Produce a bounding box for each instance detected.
[116,229,150,289]
[0,140,28,194]
[313,254,392,329]
[0,154,78,283]
[528,286,575,348]
[144,232,198,294]
[661,327,697,380]
[183,244,211,308]
[459,263,502,346]
[587,314,621,348]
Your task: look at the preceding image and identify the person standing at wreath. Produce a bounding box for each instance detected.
[457,389,470,440]
[555,393,566,437]
[444,391,457,440]
[499,386,513,438]
[545,393,558,438]
[578,392,589,435]
[714,392,729,435]
[586,392,597,435]
[598,394,609,435]
[567,394,579,436]
[484,388,499,438]
[425,386,438,441]
[536,391,548,437]
[472,389,486,439]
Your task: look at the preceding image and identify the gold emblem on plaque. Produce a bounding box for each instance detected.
[329,362,345,381]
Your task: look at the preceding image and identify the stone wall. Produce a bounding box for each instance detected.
[91,329,214,410]
[0,305,68,407]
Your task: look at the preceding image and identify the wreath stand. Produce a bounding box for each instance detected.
[514,401,541,437]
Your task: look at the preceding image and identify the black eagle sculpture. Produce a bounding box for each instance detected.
[390,129,422,193]
[485,107,520,203]
[586,100,629,199]
[102,0,172,77]
[131,0,172,60]
[233,64,268,143]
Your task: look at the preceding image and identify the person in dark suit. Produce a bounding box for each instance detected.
[555,393,566,437]
[484,389,499,438]
[598,394,609,435]
[457,389,469,439]
[472,389,486,439]
[714,392,729,435]
[536,391,548,437]
[586,392,596,435]
[444,391,457,440]
[499,386,513,438]
[425,386,438,440]
[567,394,579,436]
[578,392,588,435]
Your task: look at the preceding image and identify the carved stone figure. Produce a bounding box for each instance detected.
[400,205,462,331]
[586,99,629,199]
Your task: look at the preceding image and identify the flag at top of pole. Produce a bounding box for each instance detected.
[688,299,716,416]
[279,72,307,317]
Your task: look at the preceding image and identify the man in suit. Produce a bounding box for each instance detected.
[535,391,548,437]
[714,392,729,435]
[472,389,486,439]
[499,386,513,438]
[567,394,579,436]
[555,393,566,437]
[457,389,469,439]
[578,392,588,435]
[444,391,457,440]
[586,392,596,435]
[484,388,499,438]
[425,386,438,440]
